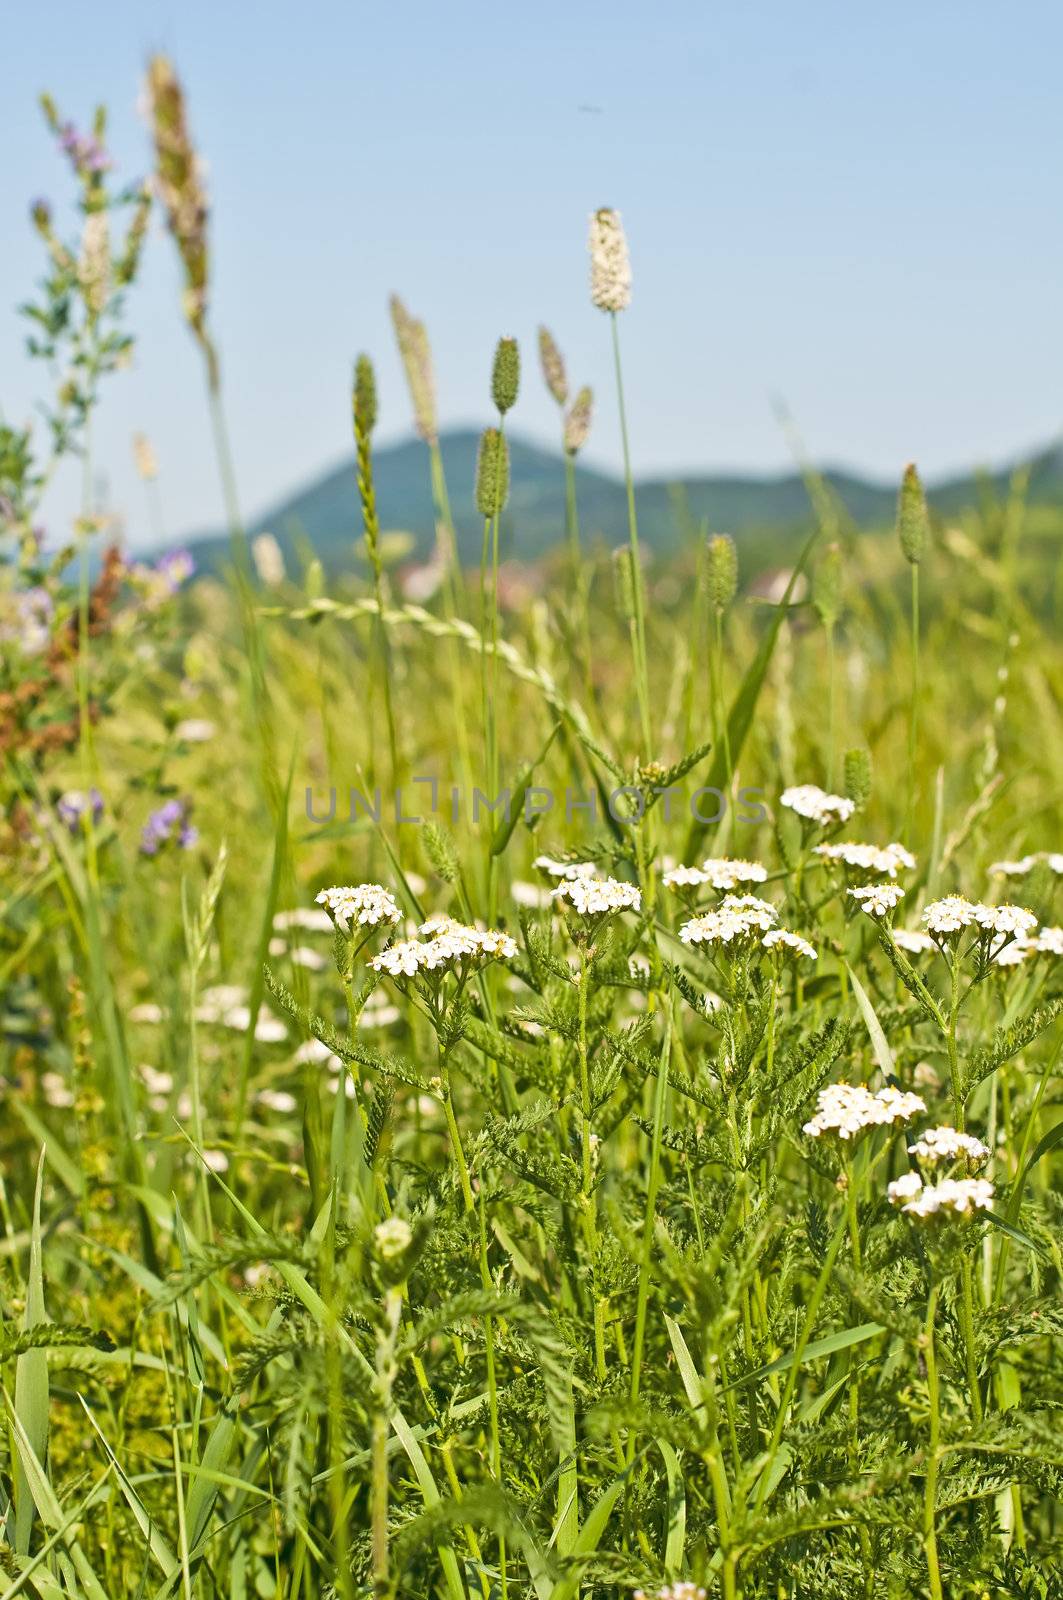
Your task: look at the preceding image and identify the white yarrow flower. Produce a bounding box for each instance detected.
[889,1175,994,1219]
[553,874,641,917]
[679,895,777,947]
[762,928,817,961]
[989,856,1038,878]
[848,882,905,917]
[1034,926,1063,956]
[315,883,402,933]
[274,907,335,933]
[803,1082,924,1141]
[374,1217,412,1259]
[815,841,915,877]
[886,1171,924,1206]
[533,855,598,880]
[369,920,517,978]
[893,928,936,955]
[662,864,712,889]
[923,896,978,935]
[780,785,856,826]
[908,1126,989,1164]
[700,857,769,890]
[369,939,432,978]
[634,1585,707,1600]
[973,903,1038,937]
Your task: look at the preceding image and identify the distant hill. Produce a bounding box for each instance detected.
[182,429,1063,576]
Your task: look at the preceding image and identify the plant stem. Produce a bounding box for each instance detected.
[628,1008,672,1424]
[827,620,837,789]
[960,1256,984,1424]
[610,313,652,756]
[906,563,920,834]
[577,948,604,1378]
[923,1282,944,1600]
[564,447,594,703]
[946,953,964,1130]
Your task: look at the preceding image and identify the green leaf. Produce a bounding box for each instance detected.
[664,1315,704,1409]
[983,1210,1048,1260]
[686,529,820,852]
[727,1322,885,1391]
[846,963,895,1078]
[547,1475,626,1600]
[658,1439,687,1576]
[492,722,560,855]
[14,1152,48,1557]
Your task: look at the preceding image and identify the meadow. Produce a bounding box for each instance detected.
[0,61,1061,1600]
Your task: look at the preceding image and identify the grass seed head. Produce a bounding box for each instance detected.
[813,540,844,628]
[491,336,520,415]
[589,206,632,312]
[564,386,594,456]
[145,56,212,365]
[353,353,378,438]
[707,534,738,611]
[132,434,158,481]
[897,462,928,564]
[389,294,438,444]
[843,746,873,809]
[475,426,509,518]
[538,325,568,406]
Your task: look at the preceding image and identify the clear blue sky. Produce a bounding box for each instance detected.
[3,0,1061,550]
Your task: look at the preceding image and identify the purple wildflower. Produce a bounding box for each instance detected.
[58,122,111,174]
[141,797,197,856]
[57,789,104,832]
[154,548,196,595]
[1,588,53,655]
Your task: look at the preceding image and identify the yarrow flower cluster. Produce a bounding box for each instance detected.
[973,903,1038,937]
[374,1217,412,1259]
[848,882,905,917]
[892,928,937,955]
[552,875,641,917]
[816,840,916,877]
[369,919,517,979]
[780,785,855,826]
[762,928,818,961]
[141,798,197,855]
[908,1126,989,1164]
[57,788,103,832]
[634,1586,707,1600]
[921,897,1040,960]
[989,922,1063,966]
[533,855,598,881]
[803,1082,925,1141]
[663,857,768,892]
[989,852,1063,877]
[679,895,778,947]
[922,896,977,935]
[315,883,402,933]
[888,1173,994,1218]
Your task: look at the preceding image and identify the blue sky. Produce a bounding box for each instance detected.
[2,0,1061,549]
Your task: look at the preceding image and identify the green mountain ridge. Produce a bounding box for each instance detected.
[182,428,1063,574]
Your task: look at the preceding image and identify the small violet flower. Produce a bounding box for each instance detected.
[141,797,198,855]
